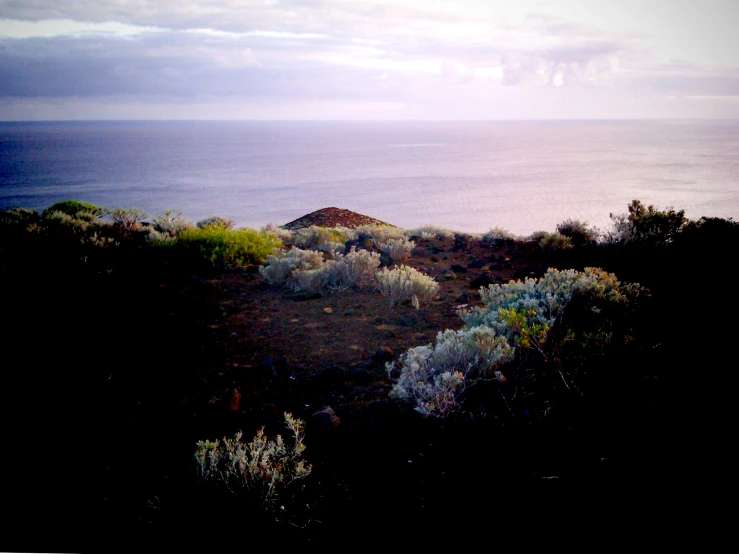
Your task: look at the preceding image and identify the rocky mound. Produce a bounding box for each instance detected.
[281,207,398,230]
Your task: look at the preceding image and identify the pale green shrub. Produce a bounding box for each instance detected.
[461,267,642,337]
[261,223,294,244]
[333,248,382,288]
[317,240,346,260]
[44,210,92,231]
[403,225,455,240]
[481,227,517,241]
[291,265,334,296]
[259,247,325,286]
[387,326,513,417]
[353,224,403,242]
[288,226,349,249]
[374,264,439,307]
[378,236,416,263]
[152,210,194,237]
[194,412,312,507]
[83,232,119,248]
[196,215,234,230]
[389,267,646,417]
[0,207,39,228]
[290,248,381,295]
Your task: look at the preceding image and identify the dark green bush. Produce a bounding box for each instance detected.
[41,199,105,219]
[607,199,687,246]
[556,218,597,247]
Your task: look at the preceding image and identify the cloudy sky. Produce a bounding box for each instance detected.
[1,0,738,120]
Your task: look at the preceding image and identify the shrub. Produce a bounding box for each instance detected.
[537,231,573,252]
[605,199,687,246]
[378,236,415,263]
[388,267,648,417]
[555,219,598,247]
[196,215,234,230]
[352,224,403,243]
[259,247,325,286]
[374,264,439,307]
[481,227,517,242]
[261,222,293,244]
[461,267,643,335]
[331,248,381,288]
[0,207,39,229]
[152,210,194,238]
[289,248,381,295]
[194,412,312,507]
[404,225,455,241]
[287,226,349,249]
[41,199,105,219]
[178,226,282,268]
[317,240,346,259]
[387,326,513,417]
[105,207,148,233]
[43,209,106,234]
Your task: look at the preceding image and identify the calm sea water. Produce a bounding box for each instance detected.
[1,120,738,236]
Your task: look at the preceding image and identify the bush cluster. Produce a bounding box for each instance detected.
[605,199,687,246]
[388,267,648,417]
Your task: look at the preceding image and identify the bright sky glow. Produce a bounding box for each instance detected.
[0,0,738,120]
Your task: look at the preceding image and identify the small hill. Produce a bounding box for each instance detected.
[281,207,398,230]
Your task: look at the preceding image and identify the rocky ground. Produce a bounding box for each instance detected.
[4,207,724,551]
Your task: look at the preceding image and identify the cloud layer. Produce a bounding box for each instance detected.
[1,0,738,119]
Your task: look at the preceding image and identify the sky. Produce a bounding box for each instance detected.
[1,0,738,120]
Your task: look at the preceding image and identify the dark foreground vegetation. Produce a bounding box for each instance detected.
[2,200,736,550]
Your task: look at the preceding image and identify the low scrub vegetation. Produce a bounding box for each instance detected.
[387,267,648,417]
[177,225,282,268]
[374,264,439,307]
[194,412,312,508]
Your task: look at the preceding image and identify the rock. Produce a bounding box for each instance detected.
[349,367,375,384]
[469,273,495,288]
[450,264,467,273]
[323,307,333,314]
[467,259,486,269]
[373,346,394,363]
[315,365,345,383]
[256,357,278,378]
[456,292,469,302]
[228,389,241,413]
[312,406,341,429]
[394,311,425,326]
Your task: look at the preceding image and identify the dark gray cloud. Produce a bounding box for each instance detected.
[0,32,407,100]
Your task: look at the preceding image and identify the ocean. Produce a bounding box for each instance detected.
[1,119,738,237]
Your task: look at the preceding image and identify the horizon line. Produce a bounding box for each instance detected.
[2,117,738,124]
